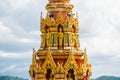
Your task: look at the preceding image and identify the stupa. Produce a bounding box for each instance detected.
[29,0,92,80]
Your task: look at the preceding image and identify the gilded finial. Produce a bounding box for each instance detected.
[32,48,36,68]
[84,48,87,53]
[76,12,78,18]
[84,48,88,64]
[40,12,43,21]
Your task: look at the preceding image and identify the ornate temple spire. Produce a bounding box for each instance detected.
[29,0,92,79]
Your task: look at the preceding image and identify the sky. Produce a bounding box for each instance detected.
[0,0,120,79]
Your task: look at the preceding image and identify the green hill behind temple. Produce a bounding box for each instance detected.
[0,76,28,80]
[91,76,120,80]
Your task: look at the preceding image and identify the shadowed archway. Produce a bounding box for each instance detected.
[45,69,54,80]
[67,69,75,80]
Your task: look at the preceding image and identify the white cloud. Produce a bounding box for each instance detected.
[11,0,29,9]
[0,50,32,59]
[0,22,11,33]
[29,31,40,36]
[0,64,16,73]
[0,21,39,43]
[18,38,39,43]
[0,21,16,42]
[1,0,39,10]
[78,0,120,55]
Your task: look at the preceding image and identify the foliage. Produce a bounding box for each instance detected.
[91,76,120,80]
[0,76,28,80]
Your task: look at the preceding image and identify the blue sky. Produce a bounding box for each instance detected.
[0,0,120,79]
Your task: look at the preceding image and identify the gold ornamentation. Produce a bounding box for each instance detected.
[64,51,78,74]
[71,32,76,47]
[42,49,56,73]
[46,2,74,12]
[41,12,78,28]
[57,62,64,72]
[56,12,66,26]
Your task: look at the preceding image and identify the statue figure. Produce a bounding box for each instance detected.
[58,28,63,49]
[71,30,76,47]
[46,28,50,48]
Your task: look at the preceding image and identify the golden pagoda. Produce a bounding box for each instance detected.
[29,0,92,80]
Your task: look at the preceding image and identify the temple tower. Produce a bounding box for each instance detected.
[29,0,92,80]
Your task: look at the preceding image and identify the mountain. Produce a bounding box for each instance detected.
[0,76,28,80]
[91,76,120,80]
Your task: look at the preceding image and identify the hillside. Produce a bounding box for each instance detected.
[0,76,28,80]
[91,76,120,80]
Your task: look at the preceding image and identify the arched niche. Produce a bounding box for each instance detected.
[72,25,76,33]
[67,69,75,80]
[58,24,63,32]
[45,68,54,80]
[58,24,64,49]
[45,25,48,33]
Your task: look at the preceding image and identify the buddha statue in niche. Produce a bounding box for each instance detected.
[58,27,63,49]
[46,28,50,48]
